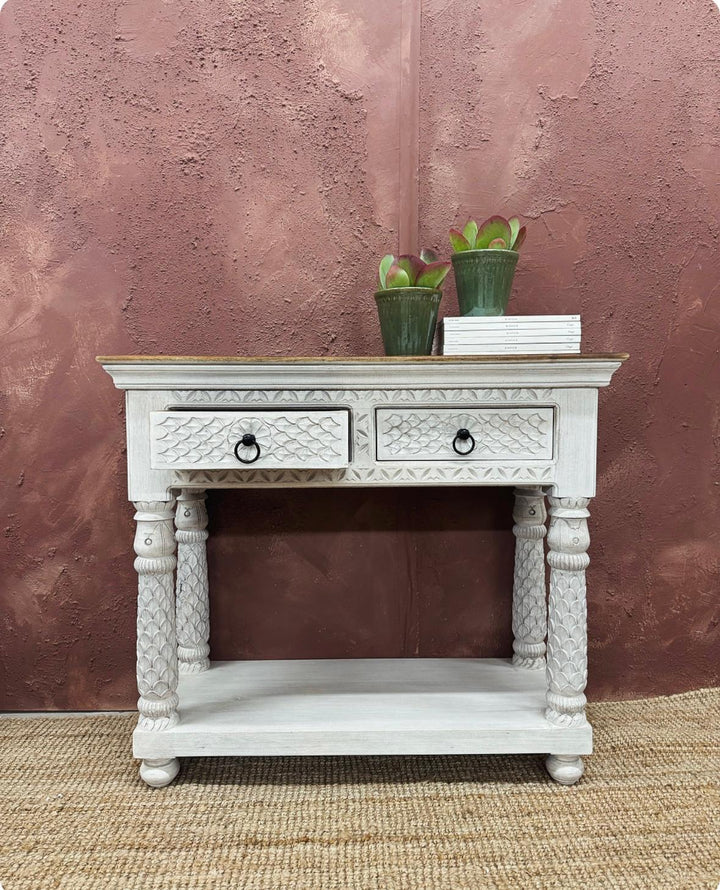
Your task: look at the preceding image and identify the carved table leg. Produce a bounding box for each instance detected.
[511,487,547,670]
[544,496,591,785]
[133,500,180,788]
[175,491,210,674]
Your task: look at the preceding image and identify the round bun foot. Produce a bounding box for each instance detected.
[545,754,584,785]
[140,757,180,788]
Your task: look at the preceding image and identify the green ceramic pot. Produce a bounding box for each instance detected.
[374,287,442,356]
[451,249,519,316]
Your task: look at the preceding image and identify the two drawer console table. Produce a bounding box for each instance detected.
[99,354,626,788]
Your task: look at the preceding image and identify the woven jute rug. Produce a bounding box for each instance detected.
[1,688,718,890]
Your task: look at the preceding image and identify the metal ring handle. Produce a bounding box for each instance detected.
[452,428,476,455]
[234,433,261,464]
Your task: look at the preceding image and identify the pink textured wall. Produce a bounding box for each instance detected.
[1,0,718,709]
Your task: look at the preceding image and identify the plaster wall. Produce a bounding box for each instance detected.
[1,0,718,709]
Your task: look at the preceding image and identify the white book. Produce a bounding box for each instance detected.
[442,332,581,343]
[443,340,581,347]
[442,331,582,342]
[443,314,580,326]
[444,344,582,352]
[442,345,581,355]
[442,322,580,332]
[443,343,581,351]
[443,326,580,336]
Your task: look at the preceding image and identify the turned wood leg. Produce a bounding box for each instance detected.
[139,757,181,788]
[544,496,590,785]
[175,490,210,674]
[545,754,585,785]
[511,487,547,670]
[133,500,180,787]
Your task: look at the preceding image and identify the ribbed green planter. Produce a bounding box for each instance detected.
[451,249,519,316]
[374,287,442,356]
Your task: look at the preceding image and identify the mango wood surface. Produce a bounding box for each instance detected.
[98,354,629,364]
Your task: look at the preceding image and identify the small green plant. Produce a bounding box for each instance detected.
[449,216,527,253]
[378,249,452,291]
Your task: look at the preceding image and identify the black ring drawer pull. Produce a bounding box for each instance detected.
[452,428,476,455]
[234,433,261,464]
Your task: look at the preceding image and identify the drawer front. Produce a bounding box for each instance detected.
[376,407,554,461]
[150,410,350,469]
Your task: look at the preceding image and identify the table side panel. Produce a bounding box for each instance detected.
[552,388,598,497]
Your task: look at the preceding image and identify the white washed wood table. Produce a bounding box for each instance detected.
[99,354,626,788]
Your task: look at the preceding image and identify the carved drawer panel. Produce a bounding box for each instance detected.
[376,407,554,461]
[150,410,350,469]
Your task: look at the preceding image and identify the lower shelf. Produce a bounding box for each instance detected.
[133,658,592,759]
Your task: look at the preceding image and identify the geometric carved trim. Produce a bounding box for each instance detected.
[170,387,555,405]
[173,464,554,487]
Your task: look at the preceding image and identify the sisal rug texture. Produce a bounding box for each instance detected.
[0,688,718,890]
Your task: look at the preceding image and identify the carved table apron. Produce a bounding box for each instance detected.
[98,355,626,788]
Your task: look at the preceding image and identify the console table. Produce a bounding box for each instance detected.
[98,354,626,788]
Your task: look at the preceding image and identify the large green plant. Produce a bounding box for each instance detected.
[449,216,527,253]
[378,249,452,290]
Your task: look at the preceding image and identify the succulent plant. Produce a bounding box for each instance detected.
[378,249,452,291]
[449,216,527,253]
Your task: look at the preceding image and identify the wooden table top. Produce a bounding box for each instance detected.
[97,354,629,365]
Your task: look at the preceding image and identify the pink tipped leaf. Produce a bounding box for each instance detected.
[475,215,512,249]
[488,237,508,249]
[462,219,478,246]
[416,260,451,289]
[512,225,527,250]
[385,263,411,288]
[449,228,471,253]
[396,254,425,286]
[420,247,438,263]
[379,254,395,288]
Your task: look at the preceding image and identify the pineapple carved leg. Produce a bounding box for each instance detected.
[511,487,547,670]
[133,500,180,787]
[175,490,210,674]
[544,496,591,785]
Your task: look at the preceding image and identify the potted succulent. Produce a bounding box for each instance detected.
[375,250,451,355]
[449,215,527,316]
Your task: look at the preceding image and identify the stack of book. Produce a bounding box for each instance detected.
[441,315,581,356]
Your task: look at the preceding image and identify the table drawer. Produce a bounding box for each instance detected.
[376,407,554,461]
[150,410,350,469]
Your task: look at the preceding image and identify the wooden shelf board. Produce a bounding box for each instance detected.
[133,658,592,758]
